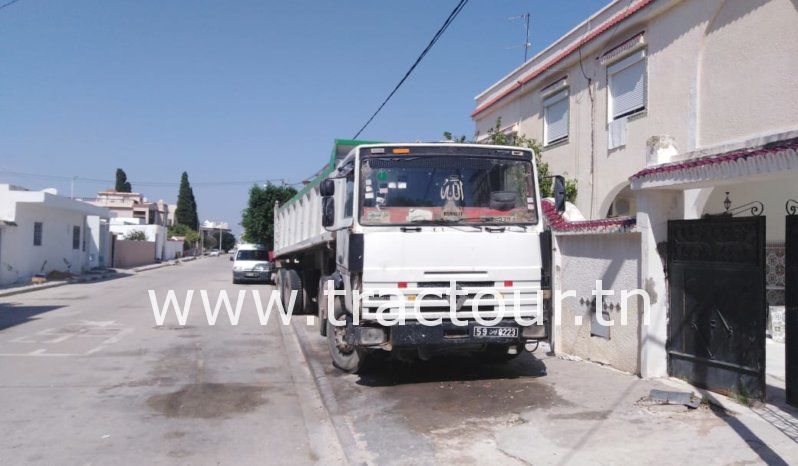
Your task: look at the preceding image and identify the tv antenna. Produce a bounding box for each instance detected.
[508,12,531,63]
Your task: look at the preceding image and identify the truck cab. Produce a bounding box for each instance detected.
[273,142,552,372]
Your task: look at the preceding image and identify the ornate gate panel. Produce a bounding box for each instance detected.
[786,203,798,406]
[668,216,766,399]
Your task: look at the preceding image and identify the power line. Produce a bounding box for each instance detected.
[0,0,23,12]
[352,0,470,139]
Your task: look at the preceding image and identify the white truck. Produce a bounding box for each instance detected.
[273,139,558,372]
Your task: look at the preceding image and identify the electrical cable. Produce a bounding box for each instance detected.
[352,0,470,139]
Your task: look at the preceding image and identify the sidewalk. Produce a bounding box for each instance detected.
[0,256,205,298]
[0,270,122,298]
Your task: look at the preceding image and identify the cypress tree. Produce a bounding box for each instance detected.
[115,168,132,192]
[175,172,199,228]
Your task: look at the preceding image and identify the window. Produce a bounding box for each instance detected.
[543,88,569,146]
[33,222,43,246]
[608,50,646,121]
[73,226,81,250]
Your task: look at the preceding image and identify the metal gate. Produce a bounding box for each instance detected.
[667,216,766,399]
[786,202,798,406]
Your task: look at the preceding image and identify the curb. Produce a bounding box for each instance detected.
[0,272,119,298]
[288,319,372,465]
[279,318,349,465]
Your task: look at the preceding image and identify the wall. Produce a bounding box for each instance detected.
[0,204,89,285]
[702,178,798,243]
[113,239,156,268]
[556,232,643,374]
[109,224,166,260]
[164,240,183,260]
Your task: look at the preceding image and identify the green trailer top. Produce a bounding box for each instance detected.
[278,138,380,212]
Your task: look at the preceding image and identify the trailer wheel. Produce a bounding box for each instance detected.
[283,269,304,314]
[326,297,369,373]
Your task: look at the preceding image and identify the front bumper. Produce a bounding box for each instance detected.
[347,318,546,348]
[233,270,271,282]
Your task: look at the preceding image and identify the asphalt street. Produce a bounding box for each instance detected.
[1,257,796,465]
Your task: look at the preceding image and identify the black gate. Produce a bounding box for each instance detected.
[668,216,766,399]
[786,203,798,406]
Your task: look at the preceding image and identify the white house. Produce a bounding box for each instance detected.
[0,184,111,286]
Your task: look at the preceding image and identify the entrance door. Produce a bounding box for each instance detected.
[668,216,767,400]
[786,211,798,406]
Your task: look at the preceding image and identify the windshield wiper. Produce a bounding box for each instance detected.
[408,218,482,230]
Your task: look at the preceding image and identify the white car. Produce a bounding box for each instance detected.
[232,244,271,284]
[209,249,220,257]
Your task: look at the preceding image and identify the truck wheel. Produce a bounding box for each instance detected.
[317,275,331,336]
[283,269,304,314]
[476,345,521,364]
[326,297,369,373]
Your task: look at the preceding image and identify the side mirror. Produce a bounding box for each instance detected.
[553,175,566,213]
[320,179,335,197]
[229,256,234,261]
[322,196,335,228]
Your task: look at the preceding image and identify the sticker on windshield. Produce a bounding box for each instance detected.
[365,209,390,223]
[388,182,397,189]
[398,182,407,189]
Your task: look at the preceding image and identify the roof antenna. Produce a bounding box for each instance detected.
[508,12,531,63]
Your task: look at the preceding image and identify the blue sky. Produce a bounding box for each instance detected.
[0,0,607,234]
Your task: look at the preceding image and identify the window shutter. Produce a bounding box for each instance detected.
[544,89,569,145]
[608,51,646,120]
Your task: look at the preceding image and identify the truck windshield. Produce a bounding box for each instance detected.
[359,155,538,225]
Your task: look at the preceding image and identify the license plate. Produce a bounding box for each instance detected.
[473,326,518,338]
[245,273,257,277]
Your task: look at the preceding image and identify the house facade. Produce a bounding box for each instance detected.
[473,0,798,221]
[0,184,111,286]
[473,0,798,403]
[81,190,170,226]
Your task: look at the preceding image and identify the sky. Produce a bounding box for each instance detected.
[0,0,609,235]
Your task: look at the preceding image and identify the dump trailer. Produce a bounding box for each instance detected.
[273,140,553,372]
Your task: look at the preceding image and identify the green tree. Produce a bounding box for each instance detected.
[175,172,199,228]
[124,230,147,241]
[212,231,237,252]
[444,117,577,202]
[168,223,199,251]
[241,184,297,249]
[115,168,132,193]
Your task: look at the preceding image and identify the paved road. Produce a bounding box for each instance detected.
[0,258,343,465]
[2,258,795,465]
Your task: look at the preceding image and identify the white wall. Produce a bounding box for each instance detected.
[109,224,167,260]
[555,232,643,374]
[0,204,89,285]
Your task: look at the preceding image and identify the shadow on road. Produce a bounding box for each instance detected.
[355,351,548,387]
[0,302,65,331]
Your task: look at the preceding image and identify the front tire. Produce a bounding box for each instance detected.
[326,297,370,373]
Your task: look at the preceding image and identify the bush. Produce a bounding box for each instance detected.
[125,230,147,241]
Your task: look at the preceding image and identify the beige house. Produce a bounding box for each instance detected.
[473,0,798,221]
[81,190,170,227]
[474,0,798,402]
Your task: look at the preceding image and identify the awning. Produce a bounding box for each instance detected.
[631,135,798,190]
